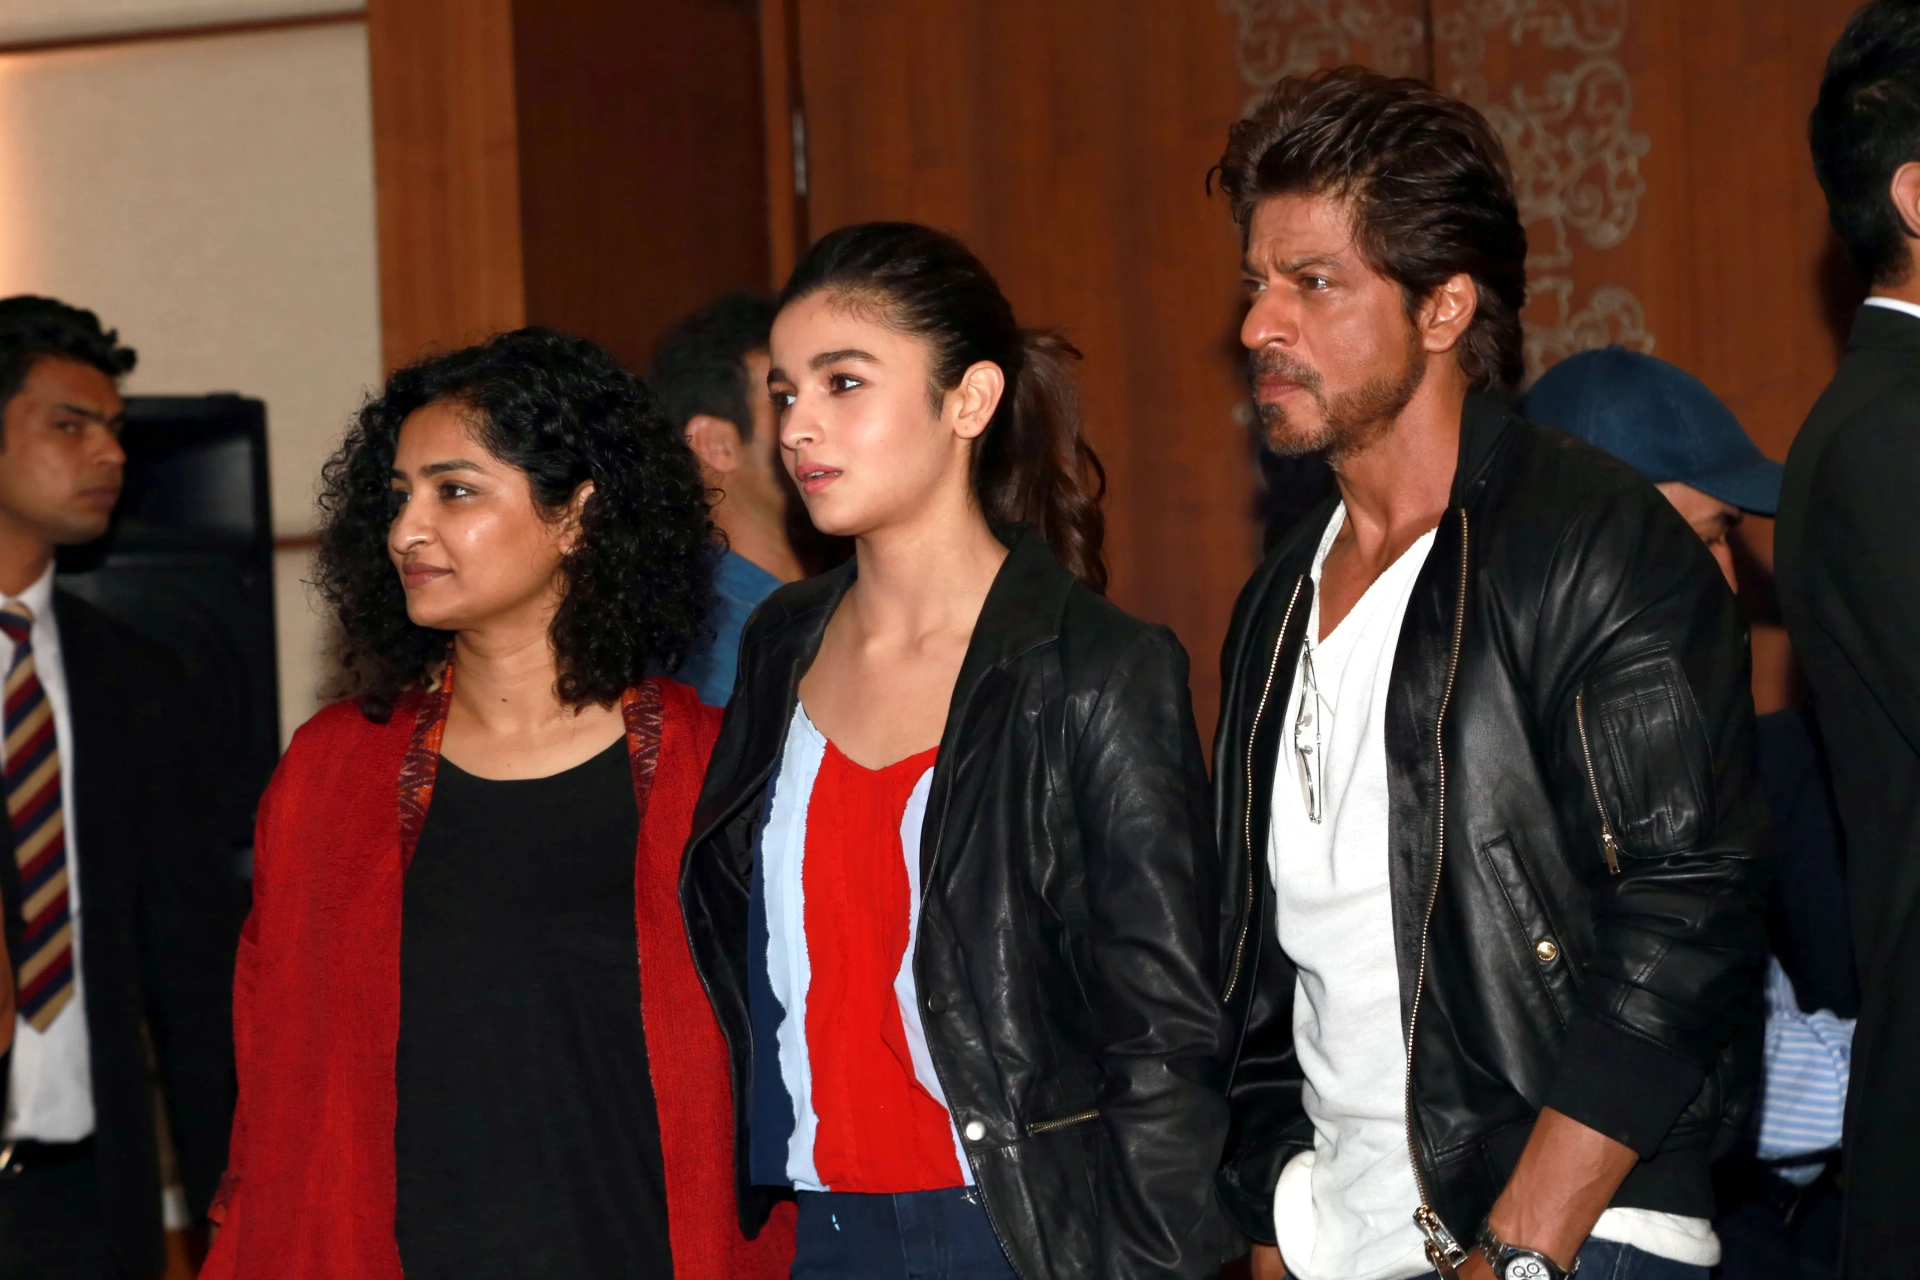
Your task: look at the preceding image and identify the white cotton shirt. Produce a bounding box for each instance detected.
[1268,505,1436,1280]
[3,563,95,1142]
[1268,506,1718,1277]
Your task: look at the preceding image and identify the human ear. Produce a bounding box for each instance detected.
[947,360,1006,442]
[685,413,743,476]
[1417,272,1479,356]
[558,479,595,554]
[1891,160,1920,245]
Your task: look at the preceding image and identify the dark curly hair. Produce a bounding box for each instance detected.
[316,327,717,721]
[782,222,1108,591]
[1213,67,1529,394]
[0,295,138,425]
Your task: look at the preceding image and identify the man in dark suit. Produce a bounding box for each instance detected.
[1777,4,1920,1274]
[0,297,239,1278]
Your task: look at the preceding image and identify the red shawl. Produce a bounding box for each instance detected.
[201,678,793,1279]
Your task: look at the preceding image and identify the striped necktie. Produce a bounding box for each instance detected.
[1,604,73,1032]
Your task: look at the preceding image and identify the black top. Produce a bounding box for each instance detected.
[396,737,671,1279]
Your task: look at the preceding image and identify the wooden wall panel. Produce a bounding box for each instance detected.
[1252,0,1864,713]
[366,0,523,372]
[791,0,1260,741]
[514,0,769,374]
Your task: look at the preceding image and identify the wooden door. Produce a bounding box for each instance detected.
[772,0,1265,743]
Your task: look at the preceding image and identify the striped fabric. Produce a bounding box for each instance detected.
[1757,954,1852,1185]
[746,705,970,1194]
[1,604,73,1032]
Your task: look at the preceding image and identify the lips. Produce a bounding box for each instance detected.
[794,462,842,496]
[76,484,121,508]
[400,563,451,589]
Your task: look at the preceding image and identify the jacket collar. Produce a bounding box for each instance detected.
[749,522,1072,698]
[701,525,1077,837]
[1851,300,1920,353]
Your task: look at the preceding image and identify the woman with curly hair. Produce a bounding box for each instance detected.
[201,328,793,1280]
[683,224,1232,1280]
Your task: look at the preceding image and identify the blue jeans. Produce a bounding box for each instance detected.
[1421,1238,1709,1279]
[793,1188,1017,1279]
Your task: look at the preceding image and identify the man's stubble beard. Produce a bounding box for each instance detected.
[1254,328,1429,467]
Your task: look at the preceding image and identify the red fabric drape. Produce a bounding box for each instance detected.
[202,679,792,1279]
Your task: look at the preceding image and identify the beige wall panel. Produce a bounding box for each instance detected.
[0,1,362,46]
[272,545,326,742]
[0,22,380,739]
[0,22,381,538]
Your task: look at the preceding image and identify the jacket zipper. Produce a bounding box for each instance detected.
[1573,690,1623,874]
[1026,1107,1100,1136]
[1223,574,1307,1005]
[1407,509,1470,1275]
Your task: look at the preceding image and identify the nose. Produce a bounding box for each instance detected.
[96,426,127,471]
[1241,290,1299,354]
[388,490,431,556]
[778,397,819,455]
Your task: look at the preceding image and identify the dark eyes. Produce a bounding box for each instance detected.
[387,482,475,512]
[769,374,862,411]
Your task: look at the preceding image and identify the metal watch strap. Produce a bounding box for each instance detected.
[1476,1220,1579,1280]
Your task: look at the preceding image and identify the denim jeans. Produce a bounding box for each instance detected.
[793,1187,1018,1279]
[1421,1238,1710,1280]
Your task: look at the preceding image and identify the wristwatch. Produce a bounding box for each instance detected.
[1477,1220,1579,1280]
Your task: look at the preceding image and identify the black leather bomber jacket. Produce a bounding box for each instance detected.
[682,529,1236,1279]
[1213,395,1773,1256]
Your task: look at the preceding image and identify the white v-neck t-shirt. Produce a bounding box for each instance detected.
[1266,506,1717,1278]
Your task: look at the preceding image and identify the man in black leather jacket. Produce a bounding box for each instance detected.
[1210,70,1771,1280]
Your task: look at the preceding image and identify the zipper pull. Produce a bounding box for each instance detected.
[1415,1205,1469,1277]
[1599,828,1622,875]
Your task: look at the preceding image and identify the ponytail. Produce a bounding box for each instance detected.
[780,222,1109,592]
[973,329,1107,592]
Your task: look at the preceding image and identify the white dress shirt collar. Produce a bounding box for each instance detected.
[1863,295,1920,324]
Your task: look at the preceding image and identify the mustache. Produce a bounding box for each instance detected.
[1249,347,1322,394]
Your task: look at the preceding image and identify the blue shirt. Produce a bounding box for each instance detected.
[679,549,783,707]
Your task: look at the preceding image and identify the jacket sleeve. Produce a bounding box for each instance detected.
[1538,490,1773,1157]
[132,645,247,1221]
[1808,401,1920,752]
[1071,625,1235,1277]
[1212,571,1311,1246]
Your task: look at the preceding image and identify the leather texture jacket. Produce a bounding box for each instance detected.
[1212,395,1772,1257]
[682,529,1235,1279]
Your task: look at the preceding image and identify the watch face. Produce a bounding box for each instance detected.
[1501,1256,1553,1280]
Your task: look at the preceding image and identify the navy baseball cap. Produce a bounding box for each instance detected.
[1521,347,1784,515]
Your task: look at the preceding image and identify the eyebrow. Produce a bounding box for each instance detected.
[809,348,878,370]
[56,402,123,425]
[390,458,489,480]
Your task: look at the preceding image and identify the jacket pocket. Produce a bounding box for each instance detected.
[1576,644,1714,859]
[1476,834,1574,1027]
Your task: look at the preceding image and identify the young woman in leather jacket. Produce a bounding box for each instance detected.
[681,222,1233,1280]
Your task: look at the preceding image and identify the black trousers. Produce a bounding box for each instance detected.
[0,1147,119,1280]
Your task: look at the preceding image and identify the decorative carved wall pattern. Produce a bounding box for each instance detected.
[1220,0,1430,106]
[1437,0,1653,378]
[1221,0,1654,381]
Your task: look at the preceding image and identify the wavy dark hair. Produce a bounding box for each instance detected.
[780,222,1108,592]
[316,327,717,721]
[1213,66,1529,394]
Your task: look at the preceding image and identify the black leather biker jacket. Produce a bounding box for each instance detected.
[682,529,1234,1279]
[1213,395,1772,1257]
